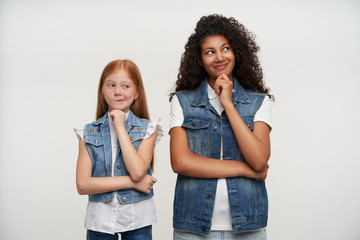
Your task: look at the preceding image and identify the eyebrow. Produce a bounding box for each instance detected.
[104,79,115,83]
[203,42,230,51]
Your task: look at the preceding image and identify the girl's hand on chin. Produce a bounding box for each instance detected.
[214,73,233,106]
[109,109,126,129]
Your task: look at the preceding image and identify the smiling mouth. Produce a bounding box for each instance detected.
[214,64,227,70]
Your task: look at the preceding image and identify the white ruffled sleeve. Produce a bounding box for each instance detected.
[144,118,164,145]
[73,126,85,141]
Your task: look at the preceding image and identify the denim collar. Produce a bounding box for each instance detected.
[191,77,250,108]
[92,110,142,132]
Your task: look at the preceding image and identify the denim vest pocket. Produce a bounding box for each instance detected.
[84,135,107,177]
[182,116,210,155]
[84,135,103,145]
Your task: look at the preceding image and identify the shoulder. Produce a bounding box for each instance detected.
[234,78,265,103]
[84,114,107,133]
[134,115,151,128]
[73,121,100,142]
[244,89,266,98]
[81,113,109,141]
[127,113,151,138]
[175,89,196,98]
[243,89,267,107]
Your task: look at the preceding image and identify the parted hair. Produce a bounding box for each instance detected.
[96,59,150,120]
[96,59,153,169]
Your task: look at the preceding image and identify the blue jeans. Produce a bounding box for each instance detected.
[87,225,152,240]
[173,228,267,240]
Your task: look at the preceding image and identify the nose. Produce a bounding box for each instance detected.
[215,52,224,62]
[114,86,122,95]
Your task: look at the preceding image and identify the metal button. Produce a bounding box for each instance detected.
[201,226,206,231]
[116,164,121,169]
[130,137,134,141]
[122,197,127,203]
[192,122,196,127]
[207,192,212,197]
[213,126,218,131]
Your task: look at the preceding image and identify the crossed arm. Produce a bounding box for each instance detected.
[170,127,268,180]
[76,139,156,195]
[170,74,271,179]
[76,110,157,195]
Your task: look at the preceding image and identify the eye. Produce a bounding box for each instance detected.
[223,47,230,51]
[206,50,214,55]
[122,84,130,89]
[107,83,116,88]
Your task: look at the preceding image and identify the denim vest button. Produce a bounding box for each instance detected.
[122,197,127,202]
[130,137,134,141]
[207,192,212,197]
[192,122,196,127]
[201,226,206,231]
[116,164,121,169]
[213,126,218,131]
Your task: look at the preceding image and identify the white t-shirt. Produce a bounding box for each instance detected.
[74,112,163,234]
[169,84,272,231]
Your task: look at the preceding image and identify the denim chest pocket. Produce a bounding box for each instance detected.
[84,135,107,175]
[182,117,210,155]
[84,135,104,146]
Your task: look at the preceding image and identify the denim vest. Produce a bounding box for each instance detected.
[173,78,268,234]
[84,110,153,203]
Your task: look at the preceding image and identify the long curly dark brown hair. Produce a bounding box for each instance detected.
[170,14,273,100]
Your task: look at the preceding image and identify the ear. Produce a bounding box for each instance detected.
[134,90,140,100]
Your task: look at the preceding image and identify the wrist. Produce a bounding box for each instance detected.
[238,162,253,178]
[222,100,234,110]
[115,124,126,133]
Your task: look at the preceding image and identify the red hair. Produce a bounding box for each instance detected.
[96,59,154,170]
[96,59,150,120]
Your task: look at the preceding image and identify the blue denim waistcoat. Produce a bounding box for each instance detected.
[83,110,153,203]
[173,78,268,234]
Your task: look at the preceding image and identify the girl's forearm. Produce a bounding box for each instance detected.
[116,127,154,182]
[76,175,135,195]
[223,102,270,171]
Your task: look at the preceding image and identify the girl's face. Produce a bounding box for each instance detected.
[102,70,139,113]
[200,35,235,84]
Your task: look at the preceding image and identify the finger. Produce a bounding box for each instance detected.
[213,81,222,96]
[109,112,115,121]
[218,73,226,80]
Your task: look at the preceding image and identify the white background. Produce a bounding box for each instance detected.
[1,0,360,239]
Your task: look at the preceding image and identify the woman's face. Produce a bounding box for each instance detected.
[200,35,235,84]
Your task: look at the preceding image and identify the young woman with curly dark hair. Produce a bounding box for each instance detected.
[169,14,273,239]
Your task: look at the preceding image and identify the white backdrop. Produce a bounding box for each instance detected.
[1,0,360,239]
